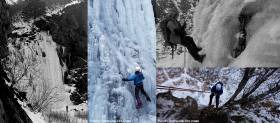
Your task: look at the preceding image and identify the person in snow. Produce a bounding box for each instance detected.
[208,81,223,108]
[122,66,151,109]
[160,9,205,62]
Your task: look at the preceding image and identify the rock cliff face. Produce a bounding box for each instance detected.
[0,0,10,59]
[0,1,32,123]
[157,91,230,123]
[157,91,199,120]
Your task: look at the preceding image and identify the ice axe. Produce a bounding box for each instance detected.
[119,70,130,86]
[119,71,126,86]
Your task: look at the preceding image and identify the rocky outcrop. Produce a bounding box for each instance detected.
[199,106,230,123]
[0,0,10,59]
[0,1,32,123]
[157,91,199,121]
[157,91,230,123]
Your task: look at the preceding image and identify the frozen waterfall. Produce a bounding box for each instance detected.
[88,0,156,123]
[192,0,280,67]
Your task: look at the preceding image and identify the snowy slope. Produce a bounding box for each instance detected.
[88,0,156,122]
[46,0,82,16]
[192,0,280,67]
[5,0,19,5]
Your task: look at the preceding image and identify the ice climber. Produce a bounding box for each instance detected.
[160,10,205,62]
[208,82,223,108]
[122,66,151,109]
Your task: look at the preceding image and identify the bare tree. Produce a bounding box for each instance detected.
[4,42,40,90]
[242,68,278,99]
[252,82,280,101]
[224,68,255,106]
[224,68,279,107]
[4,41,63,112]
[28,80,63,112]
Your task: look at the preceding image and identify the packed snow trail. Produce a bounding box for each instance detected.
[191,0,280,67]
[89,0,156,122]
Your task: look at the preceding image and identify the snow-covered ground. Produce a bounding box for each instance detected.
[46,0,83,16]
[230,104,280,123]
[88,0,156,122]
[5,0,19,5]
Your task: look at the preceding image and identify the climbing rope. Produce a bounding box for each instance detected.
[157,85,211,93]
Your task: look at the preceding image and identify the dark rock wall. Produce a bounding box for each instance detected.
[0,0,10,59]
[0,1,32,123]
[157,91,199,120]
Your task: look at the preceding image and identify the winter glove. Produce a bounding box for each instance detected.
[122,78,128,81]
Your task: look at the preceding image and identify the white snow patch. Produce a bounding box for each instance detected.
[22,107,46,123]
[5,0,19,5]
[46,0,82,16]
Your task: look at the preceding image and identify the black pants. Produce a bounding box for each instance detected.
[209,92,220,108]
[181,35,203,61]
[175,28,203,62]
[135,85,150,100]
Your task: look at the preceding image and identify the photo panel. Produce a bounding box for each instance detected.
[157,67,280,123]
[1,0,88,122]
[88,0,157,123]
[1,0,280,123]
[155,0,280,67]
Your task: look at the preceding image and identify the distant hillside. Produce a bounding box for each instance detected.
[8,0,76,18]
[47,1,87,60]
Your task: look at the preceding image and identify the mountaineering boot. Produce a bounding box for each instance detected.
[196,54,205,63]
[180,35,205,63]
[136,98,142,109]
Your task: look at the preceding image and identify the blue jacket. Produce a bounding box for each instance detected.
[124,72,145,86]
[211,82,223,95]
